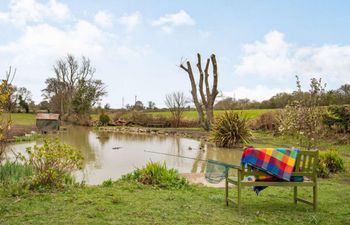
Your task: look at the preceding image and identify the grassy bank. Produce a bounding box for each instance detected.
[1,113,36,125]
[0,178,349,225]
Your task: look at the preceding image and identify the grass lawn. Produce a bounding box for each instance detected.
[1,109,271,126]
[1,131,350,224]
[1,113,36,125]
[148,109,274,120]
[0,179,349,225]
[91,109,273,121]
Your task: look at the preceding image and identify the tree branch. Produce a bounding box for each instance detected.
[196,53,207,106]
[210,54,219,101]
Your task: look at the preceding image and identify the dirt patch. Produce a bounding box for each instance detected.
[7,124,38,139]
[181,173,232,188]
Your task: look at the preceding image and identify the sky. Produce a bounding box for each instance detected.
[1,0,350,108]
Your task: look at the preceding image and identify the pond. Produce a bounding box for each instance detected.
[7,126,242,185]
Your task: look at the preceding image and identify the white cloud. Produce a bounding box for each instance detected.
[152,10,195,33]
[94,10,113,28]
[118,12,141,32]
[234,30,350,83]
[223,85,292,102]
[0,20,109,59]
[0,0,70,26]
[0,17,153,105]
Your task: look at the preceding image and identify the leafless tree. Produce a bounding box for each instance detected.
[180,53,218,131]
[165,92,187,127]
[42,54,105,116]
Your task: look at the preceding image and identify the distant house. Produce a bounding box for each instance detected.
[36,113,60,132]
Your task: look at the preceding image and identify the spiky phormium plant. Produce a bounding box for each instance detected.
[211,111,252,148]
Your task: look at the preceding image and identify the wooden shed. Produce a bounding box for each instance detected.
[36,113,60,132]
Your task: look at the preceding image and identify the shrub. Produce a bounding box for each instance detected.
[99,113,111,126]
[211,111,252,148]
[317,160,330,178]
[322,105,350,133]
[317,150,345,178]
[249,111,280,131]
[102,178,113,187]
[20,138,83,188]
[121,161,188,189]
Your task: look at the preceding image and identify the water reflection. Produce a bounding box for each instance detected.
[8,126,242,185]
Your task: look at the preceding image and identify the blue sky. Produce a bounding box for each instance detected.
[1,0,350,108]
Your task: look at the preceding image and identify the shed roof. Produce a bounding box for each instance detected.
[36,113,60,120]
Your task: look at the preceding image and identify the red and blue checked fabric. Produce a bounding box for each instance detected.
[241,147,300,181]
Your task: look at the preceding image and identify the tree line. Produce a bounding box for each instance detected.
[215,83,350,110]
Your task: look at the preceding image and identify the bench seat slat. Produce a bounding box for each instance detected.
[227,177,315,187]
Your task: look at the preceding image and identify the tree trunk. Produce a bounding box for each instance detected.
[180,53,219,131]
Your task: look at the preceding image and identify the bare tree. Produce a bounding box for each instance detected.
[180,53,218,131]
[42,54,105,116]
[165,92,186,127]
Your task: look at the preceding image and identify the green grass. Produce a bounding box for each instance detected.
[1,113,36,125]
[4,109,271,126]
[0,162,32,183]
[0,179,349,225]
[91,109,273,122]
[13,133,42,142]
[148,109,274,120]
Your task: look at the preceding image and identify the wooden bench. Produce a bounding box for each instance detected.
[225,150,319,213]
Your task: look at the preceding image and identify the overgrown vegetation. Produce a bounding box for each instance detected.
[0,161,32,183]
[0,162,32,196]
[317,150,345,178]
[322,105,350,133]
[121,161,188,189]
[211,111,252,147]
[249,111,280,132]
[99,113,110,126]
[18,138,83,189]
[279,76,326,149]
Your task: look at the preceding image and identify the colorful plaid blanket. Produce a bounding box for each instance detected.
[241,147,299,181]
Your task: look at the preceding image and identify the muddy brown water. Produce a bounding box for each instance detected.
[7,126,242,185]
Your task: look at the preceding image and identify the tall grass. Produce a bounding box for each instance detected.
[14,133,41,142]
[0,161,32,183]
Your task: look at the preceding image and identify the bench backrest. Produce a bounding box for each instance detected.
[292,150,319,180]
[241,150,319,181]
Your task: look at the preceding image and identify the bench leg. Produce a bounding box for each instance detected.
[313,185,317,210]
[237,174,241,214]
[225,178,229,206]
[294,186,297,205]
[237,184,241,214]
